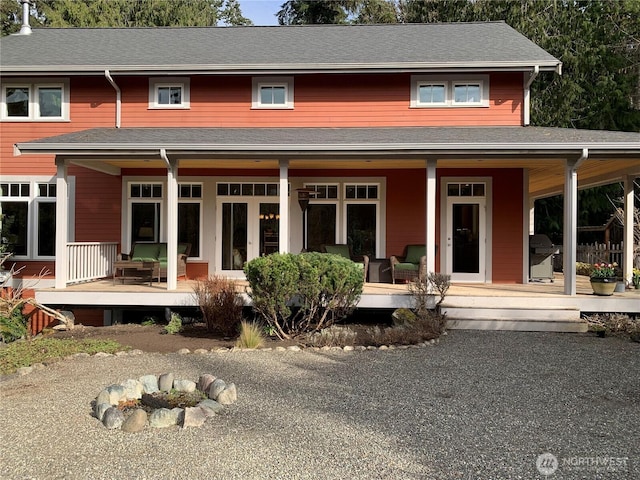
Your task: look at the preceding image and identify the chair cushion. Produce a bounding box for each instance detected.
[395,262,419,271]
[325,245,351,259]
[178,243,189,255]
[157,243,168,261]
[132,243,160,261]
[405,245,426,264]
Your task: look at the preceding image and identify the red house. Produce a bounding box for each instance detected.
[1,21,639,328]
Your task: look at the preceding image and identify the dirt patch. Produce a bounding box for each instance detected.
[48,323,298,353]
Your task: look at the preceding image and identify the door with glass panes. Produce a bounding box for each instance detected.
[215,182,281,274]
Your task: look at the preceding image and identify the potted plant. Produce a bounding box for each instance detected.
[590,262,618,296]
[633,268,640,290]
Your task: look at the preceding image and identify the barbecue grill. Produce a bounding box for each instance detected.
[529,234,558,282]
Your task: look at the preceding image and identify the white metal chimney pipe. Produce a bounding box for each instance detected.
[19,0,32,35]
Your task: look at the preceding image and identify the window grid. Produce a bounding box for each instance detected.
[129,183,163,199]
[216,182,281,197]
[345,184,379,200]
[304,184,339,200]
[37,183,57,198]
[1,183,30,198]
[447,182,486,197]
[179,183,202,199]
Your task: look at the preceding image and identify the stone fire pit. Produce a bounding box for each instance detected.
[93,373,237,432]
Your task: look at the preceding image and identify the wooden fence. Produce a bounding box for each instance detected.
[553,242,639,270]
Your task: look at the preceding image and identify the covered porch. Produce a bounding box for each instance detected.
[13,126,640,298]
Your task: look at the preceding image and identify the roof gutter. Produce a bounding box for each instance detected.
[104,70,121,128]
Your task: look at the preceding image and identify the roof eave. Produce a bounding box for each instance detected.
[0,60,561,76]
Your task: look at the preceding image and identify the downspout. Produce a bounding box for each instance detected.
[160,148,170,168]
[523,65,539,126]
[104,70,121,128]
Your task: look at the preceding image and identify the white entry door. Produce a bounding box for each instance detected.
[445,182,487,282]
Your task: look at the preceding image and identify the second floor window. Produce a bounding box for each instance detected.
[149,77,190,109]
[1,80,69,121]
[411,75,489,108]
[252,77,294,109]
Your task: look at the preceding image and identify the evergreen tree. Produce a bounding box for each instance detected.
[1,0,251,34]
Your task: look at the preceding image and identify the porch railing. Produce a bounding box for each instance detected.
[67,242,119,284]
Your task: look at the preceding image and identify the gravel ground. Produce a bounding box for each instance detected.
[1,330,638,480]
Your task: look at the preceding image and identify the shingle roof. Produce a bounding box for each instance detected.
[0,22,560,74]
[16,126,640,154]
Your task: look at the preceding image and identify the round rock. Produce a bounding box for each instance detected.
[102,407,125,429]
[121,409,147,433]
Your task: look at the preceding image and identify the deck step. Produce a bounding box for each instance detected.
[441,305,587,333]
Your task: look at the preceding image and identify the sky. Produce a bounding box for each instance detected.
[238,0,281,26]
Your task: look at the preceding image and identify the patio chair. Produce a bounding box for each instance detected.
[390,245,427,284]
[321,244,369,282]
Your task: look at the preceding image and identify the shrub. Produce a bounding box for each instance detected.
[407,272,450,337]
[192,275,243,336]
[0,308,28,343]
[163,312,182,335]
[236,321,264,349]
[584,313,639,341]
[576,262,594,276]
[245,252,363,339]
[305,325,357,347]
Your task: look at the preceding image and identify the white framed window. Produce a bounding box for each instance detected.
[252,77,294,109]
[343,184,380,259]
[148,77,190,109]
[128,182,163,244]
[1,79,70,121]
[178,183,203,258]
[1,178,74,260]
[411,75,489,108]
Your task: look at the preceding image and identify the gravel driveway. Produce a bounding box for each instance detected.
[1,331,638,479]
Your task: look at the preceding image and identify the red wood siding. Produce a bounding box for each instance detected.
[490,169,524,283]
[70,166,122,243]
[0,77,115,176]
[120,72,523,128]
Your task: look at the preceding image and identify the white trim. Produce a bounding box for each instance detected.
[252,76,294,109]
[1,78,70,121]
[411,75,489,108]
[148,77,190,109]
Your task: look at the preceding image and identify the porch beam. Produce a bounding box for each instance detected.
[425,158,437,274]
[163,150,178,290]
[279,159,290,253]
[54,157,69,289]
[623,175,635,287]
[563,149,588,295]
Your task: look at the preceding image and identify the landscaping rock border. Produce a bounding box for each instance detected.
[11,335,445,378]
[93,372,236,432]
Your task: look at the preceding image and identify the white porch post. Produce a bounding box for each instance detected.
[425,158,437,274]
[54,157,68,289]
[165,154,178,290]
[563,150,587,295]
[623,175,635,287]
[279,159,290,253]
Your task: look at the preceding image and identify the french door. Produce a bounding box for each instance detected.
[216,199,279,274]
